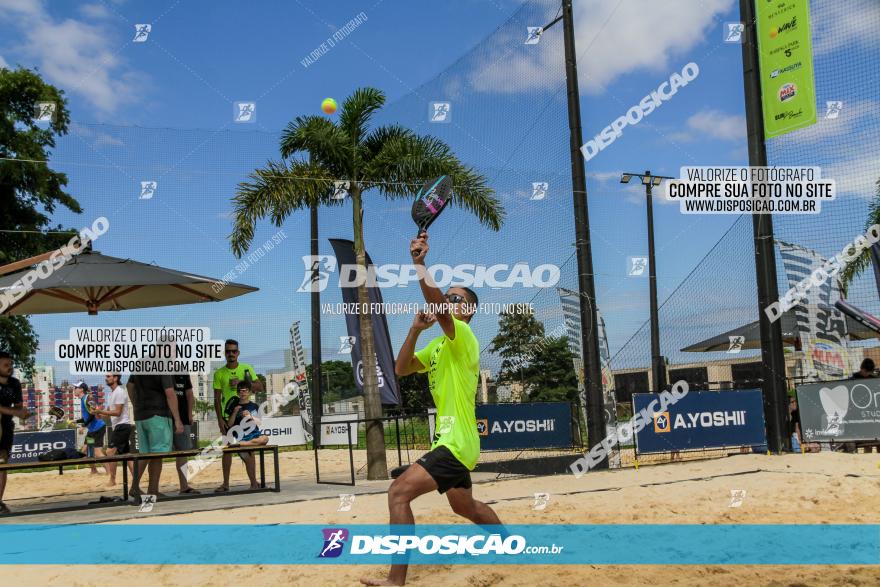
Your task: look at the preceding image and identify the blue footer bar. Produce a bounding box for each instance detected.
[0,525,877,565]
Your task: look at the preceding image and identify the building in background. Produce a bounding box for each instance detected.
[288,321,306,373]
[189,371,212,403]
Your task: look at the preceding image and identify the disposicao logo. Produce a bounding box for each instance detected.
[319,528,349,558]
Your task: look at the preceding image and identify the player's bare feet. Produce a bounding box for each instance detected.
[359,577,403,586]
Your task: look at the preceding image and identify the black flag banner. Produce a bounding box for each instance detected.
[328,239,401,406]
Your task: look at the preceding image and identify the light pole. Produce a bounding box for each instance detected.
[621,171,674,392]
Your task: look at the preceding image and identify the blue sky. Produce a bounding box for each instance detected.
[2,0,879,383]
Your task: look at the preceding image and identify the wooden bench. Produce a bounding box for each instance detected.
[0,445,280,516]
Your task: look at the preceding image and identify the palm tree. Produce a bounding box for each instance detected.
[839,176,880,296]
[229,87,504,479]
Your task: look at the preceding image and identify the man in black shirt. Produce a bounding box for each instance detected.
[172,374,199,494]
[0,352,28,514]
[127,374,183,500]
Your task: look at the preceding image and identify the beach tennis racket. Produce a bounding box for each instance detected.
[224,395,241,418]
[835,299,880,334]
[411,175,453,257]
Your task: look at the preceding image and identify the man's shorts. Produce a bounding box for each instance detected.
[135,416,173,454]
[173,424,194,451]
[0,421,13,457]
[85,426,106,451]
[108,423,132,454]
[416,445,472,494]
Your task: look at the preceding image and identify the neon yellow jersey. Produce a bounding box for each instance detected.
[212,362,256,404]
[415,316,480,470]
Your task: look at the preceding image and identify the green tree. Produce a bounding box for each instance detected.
[522,335,578,402]
[0,67,79,374]
[398,371,431,412]
[839,176,880,295]
[488,306,545,384]
[194,399,214,419]
[229,87,503,479]
[305,360,357,404]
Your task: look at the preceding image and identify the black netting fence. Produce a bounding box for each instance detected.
[9,0,879,478]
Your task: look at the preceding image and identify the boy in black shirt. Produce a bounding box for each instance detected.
[225,381,268,489]
[0,352,28,514]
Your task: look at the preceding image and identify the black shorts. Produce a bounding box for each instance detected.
[108,424,132,454]
[86,426,106,449]
[416,445,472,494]
[0,421,13,455]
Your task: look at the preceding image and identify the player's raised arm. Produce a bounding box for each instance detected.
[411,232,455,339]
[396,312,435,376]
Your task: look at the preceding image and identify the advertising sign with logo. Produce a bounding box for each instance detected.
[796,379,880,442]
[9,429,77,463]
[756,0,817,138]
[260,416,307,446]
[320,413,359,445]
[428,403,572,450]
[477,403,572,450]
[633,390,766,453]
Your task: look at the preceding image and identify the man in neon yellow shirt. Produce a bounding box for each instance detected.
[212,338,255,492]
[362,232,502,587]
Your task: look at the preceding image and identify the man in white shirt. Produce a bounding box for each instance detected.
[93,373,134,487]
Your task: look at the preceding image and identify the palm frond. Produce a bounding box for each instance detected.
[339,87,385,146]
[279,115,350,172]
[230,159,335,257]
[839,175,880,296]
[365,132,505,230]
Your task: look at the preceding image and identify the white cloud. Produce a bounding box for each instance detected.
[770,100,880,147]
[70,122,124,147]
[79,3,112,19]
[823,153,880,199]
[669,109,745,142]
[468,0,735,95]
[812,0,880,56]
[0,55,7,68]
[0,0,141,113]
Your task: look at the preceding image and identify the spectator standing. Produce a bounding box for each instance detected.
[172,374,199,494]
[74,381,106,475]
[0,352,28,514]
[127,374,183,500]
[93,373,134,486]
[212,339,255,493]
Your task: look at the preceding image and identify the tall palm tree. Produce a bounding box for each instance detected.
[229,87,504,479]
[839,176,880,296]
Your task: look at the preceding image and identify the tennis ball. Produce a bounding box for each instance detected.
[322,98,337,115]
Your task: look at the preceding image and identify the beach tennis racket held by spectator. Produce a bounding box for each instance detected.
[40,406,64,431]
[411,175,453,257]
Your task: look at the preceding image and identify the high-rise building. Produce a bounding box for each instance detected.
[14,365,56,429]
[289,321,306,372]
[188,372,212,402]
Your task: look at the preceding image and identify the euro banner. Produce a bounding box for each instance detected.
[756,0,817,138]
[328,239,401,406]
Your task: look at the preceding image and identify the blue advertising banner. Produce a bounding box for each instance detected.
[475,403,572,450]
[633,390,766,454]
[9,429,77,463]
[0,524,876,565]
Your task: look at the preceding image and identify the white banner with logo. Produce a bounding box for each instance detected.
[260,416,307,446]
[777,240,850,380]
[320,413,359,445]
